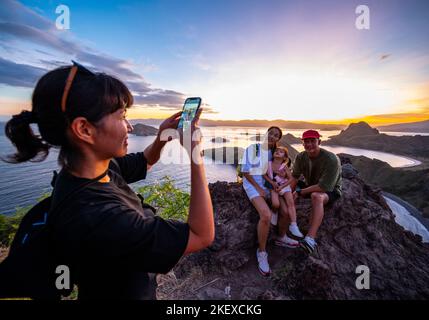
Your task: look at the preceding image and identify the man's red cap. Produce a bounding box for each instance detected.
[301,130,321,140]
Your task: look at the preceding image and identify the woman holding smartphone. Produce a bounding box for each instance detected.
[3,62,214,299]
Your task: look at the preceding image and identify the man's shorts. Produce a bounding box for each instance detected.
[296,180,340,206]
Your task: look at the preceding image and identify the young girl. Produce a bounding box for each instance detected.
[263,146,303,239]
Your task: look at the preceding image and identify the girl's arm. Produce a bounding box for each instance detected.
[278,168,293,189]
[263,173,277,188]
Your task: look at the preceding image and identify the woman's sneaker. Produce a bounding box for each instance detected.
[289,222,304,239]
[256,250,271,276]
[300,236,317,254]
[270,212,278,226]
[274,234,299,248]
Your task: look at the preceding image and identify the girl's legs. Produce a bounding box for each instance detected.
[277,196,290,237]
[283,191,304,238]
[283,192,297,222]
[270,190,280,212]
[251,196,272,252]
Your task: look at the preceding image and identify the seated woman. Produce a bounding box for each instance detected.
[2,61,214,299]
[240,127,299,277]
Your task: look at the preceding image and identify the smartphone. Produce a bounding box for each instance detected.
[177,97,202,129]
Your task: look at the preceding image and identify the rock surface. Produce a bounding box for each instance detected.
[159,158,429,300]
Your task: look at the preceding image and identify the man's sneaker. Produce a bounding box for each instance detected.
[256,250,271,276]
[300,236,317,254]
[289,223,304,239]
[270,212,278,226]
[274,235,299,248]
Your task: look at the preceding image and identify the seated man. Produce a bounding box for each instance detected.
[290,130,342,254]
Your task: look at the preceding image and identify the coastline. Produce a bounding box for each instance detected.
[382,192,429,231]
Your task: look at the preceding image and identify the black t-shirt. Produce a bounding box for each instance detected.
[49,152,190,299]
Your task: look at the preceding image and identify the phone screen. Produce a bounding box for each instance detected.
[177,97,201,129]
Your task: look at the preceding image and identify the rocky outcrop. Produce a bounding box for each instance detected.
[332,121,379,140]
[159,158,429,300]
[339,153,429,218]
[279,133,301,146]
[131,123,158,136]
[326,122,429,158]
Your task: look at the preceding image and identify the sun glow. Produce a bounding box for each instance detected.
[197,66,404,122]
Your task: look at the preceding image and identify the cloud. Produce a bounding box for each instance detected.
[0,57,47,87]
[0,22,81,54]
[0,0,187,111]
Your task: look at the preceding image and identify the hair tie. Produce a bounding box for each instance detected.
[12,110,38,124]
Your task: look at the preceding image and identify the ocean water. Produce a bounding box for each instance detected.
[0,126,424,215]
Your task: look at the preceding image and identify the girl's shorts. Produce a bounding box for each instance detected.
[278,185,292,196]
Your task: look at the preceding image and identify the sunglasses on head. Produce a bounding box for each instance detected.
[61,60,95,112]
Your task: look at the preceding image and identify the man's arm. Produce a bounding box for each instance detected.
[300,184,325,196]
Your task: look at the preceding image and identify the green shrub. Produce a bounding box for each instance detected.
[137,176,190,221]
[0,193,50,247]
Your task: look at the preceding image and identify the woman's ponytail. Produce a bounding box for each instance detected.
[2,110,50,163]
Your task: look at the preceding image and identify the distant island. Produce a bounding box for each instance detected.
[326,121,429,159]
[210,137,230,143]
[203,137,299,166]
[378,119,429,133]
[130,123,158,136]
[129,118,346,130]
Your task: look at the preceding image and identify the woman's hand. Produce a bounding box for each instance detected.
[257,186,267,198]
[158,111,182,141]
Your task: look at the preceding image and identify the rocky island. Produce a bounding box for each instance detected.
[130,123,159,136]
[326,121,429,159]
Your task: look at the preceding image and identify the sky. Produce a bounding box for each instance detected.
[1,0,429,125]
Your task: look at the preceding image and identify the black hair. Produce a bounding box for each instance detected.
[1,64,133,171]
[267,126,283,139]
[266,125,283,155]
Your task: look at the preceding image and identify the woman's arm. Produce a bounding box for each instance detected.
[143,111,182,169]
[184,150,215,254]
[143,135,167,170]
[183,109,215,254]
